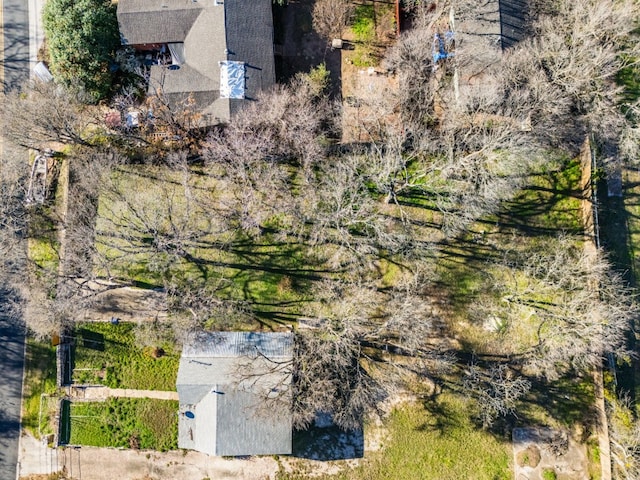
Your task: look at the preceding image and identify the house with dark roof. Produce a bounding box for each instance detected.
[117,0,276,125]
[176,331,293,456]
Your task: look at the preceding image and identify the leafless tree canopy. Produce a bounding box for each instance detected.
[312,0,354,41]
[6,0,639,434]
[608,393,640,480]
[485,236,636,379]
[381,0,640,232]
[1,82,100,149]
[463,363,531,428]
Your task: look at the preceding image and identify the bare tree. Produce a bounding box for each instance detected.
[0,143,29,333]
[312,0,354,41]
[608,392,640,480]
[505,0,640,167]
[206,75,333,168]
[292,269,453,430]
[380,0,640,233]
[1,82,102,149]
[165,278,255,333]
[202,74,336,238]
[462,363,531,428]
[487,236,636,380]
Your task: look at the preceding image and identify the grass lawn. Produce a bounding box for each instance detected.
[436,155,583,333]
[362,395,511,480]
[280,393,511,480]
[63,398,178,451]
[72,322,179,390]
[22,338,58,438]
[94,165,317,327]
[431,156,603,431]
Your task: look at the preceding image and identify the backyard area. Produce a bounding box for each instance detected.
[93,165,319,328]
[275,152,599,479]
[278,393,512,480]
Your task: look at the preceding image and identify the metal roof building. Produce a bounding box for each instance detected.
[116,0,276,125]
[176,331,293,456]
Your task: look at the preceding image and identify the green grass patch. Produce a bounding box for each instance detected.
[368,396,510,480]
[72,322,179,390]
[436,156,583,323]
[350,45,377,67]
[587,437,602,480]
[352,5,375,43]
[496,157,582,233]
[27,237,59,273]
[27,204,60,278]
[94,165,318,325]
[22,338,58,438]
[617,59,640,104]
[518,375,596,428]
[65,398,178,450]
[282,394,510,480]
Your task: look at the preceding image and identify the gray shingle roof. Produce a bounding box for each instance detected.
[224,0,275,101]
[183,331,294,358]
[117,0,275,124]
[118,8,203,45]
[177,331,293,456]
[499,0,529,49]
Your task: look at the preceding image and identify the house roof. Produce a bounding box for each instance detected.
[117,1,203,45]
[177,331,293,456]
[117,0,275,124]
[182,331,294,358]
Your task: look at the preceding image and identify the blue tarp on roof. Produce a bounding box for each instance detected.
[219,61,245,99]
[433,32,455,64]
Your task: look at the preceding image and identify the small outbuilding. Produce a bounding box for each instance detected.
[176,331,293,456]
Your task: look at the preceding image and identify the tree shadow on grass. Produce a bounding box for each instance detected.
[292,424,364,460]
[76,329,106,351]
[514,373,599,433]
[415,396,465,435]
[491,169,584,237]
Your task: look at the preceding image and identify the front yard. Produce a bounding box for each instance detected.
[72,321,179,391]
[22,338,58,439]
[61,398,178,451]
[93,165,319,328]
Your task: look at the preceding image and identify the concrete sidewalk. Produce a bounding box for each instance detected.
[18,433,280,480]
[28,0,44,75]
[68,385,179,401]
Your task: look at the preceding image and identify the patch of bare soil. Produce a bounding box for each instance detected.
[517,445,541,468]
[340,6,399,143]
[513,427,588,480]
[76,279,167,323]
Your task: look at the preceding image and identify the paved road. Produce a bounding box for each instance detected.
[0,293,25,480]
[0,0,29,477]
[2,0,29,91]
